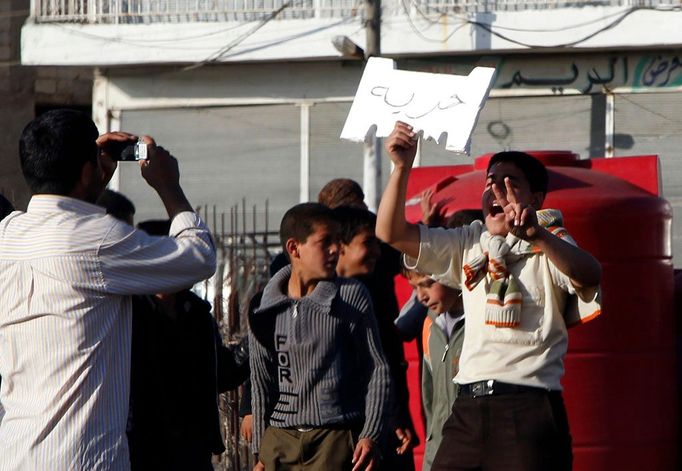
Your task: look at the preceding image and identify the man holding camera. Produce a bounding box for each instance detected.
[0,109,216,470]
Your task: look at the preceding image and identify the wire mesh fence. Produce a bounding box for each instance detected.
[196,199,280,470]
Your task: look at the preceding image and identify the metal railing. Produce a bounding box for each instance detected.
[195,200,279,471]
[33,0,362,23]
[31,0,682,23]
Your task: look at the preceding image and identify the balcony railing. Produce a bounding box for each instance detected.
[32,0,681,24]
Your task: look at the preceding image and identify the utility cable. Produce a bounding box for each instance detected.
[182,0,294,70]
[400,4,676,49]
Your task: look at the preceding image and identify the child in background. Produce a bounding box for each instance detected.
[404,265,464,471]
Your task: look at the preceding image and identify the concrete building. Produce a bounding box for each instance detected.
[17,0,682,260]
[1,0,92,209]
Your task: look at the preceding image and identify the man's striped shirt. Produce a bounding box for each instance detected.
[0,195,216,470]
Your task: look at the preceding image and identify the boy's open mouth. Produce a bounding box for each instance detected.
[489,203,504,217]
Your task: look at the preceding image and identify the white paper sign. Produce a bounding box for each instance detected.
[341,57,496,154]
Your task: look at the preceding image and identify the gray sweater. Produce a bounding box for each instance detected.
[248,266,391,453]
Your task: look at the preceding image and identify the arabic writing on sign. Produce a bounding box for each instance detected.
[341,57,496,154]
[499,57,629,94]
[370,86,465,119]
[497,54,682,93]
[637,55,682,88]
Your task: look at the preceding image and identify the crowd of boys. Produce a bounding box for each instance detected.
[0,110,601,471]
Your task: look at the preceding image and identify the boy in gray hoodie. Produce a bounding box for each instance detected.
[249,202,390,471]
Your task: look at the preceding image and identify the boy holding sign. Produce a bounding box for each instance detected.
[376,122,602,470]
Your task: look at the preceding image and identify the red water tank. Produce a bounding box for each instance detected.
[399,151,676,470]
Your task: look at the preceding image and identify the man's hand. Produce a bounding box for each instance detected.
[134,136,193,218]
[352,437,379,471]
[96,131,138,187]
[240,415,253,443]
[253,461,265,471]
[138,136,181,193]
[491,177,541,240]
[385,121,418,170]
[394,427,414,455]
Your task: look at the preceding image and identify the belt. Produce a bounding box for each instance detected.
[458,380,549,398]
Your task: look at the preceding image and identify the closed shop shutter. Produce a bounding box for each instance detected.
[419,94,600,165]
[118,105,300,229]
[614,92,682,263]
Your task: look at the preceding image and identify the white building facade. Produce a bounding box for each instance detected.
[21,0,682,258]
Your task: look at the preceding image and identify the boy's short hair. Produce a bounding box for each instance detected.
[97,189,136,223]
[332,206,376,245]
[400,260,428,279]
[20,109,99,195]
[487,151,548,195]
[318,178,365,209]
[279,202,338,253]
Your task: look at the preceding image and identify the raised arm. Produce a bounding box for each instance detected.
[376,122,421,259]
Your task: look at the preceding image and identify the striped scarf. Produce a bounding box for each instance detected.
[463,209,567,328]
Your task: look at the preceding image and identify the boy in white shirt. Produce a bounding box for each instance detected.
[376,121,602,471]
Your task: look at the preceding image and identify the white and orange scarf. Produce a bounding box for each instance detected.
[463,209,568,328]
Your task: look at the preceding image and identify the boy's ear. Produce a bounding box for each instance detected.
[285,238,299,259]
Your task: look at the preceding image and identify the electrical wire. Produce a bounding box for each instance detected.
[182,0,294,70]
[50,19,262,49]
[400,3,678,49]
[468,7,645,48]
[408,0,644,33]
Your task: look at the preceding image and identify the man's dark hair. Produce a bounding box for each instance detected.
[97,189,136,223]
[318,178,365,209]
[19,109,99,195]
[332,206,376,245]
[487,151,548,195]
[279,202,338,253]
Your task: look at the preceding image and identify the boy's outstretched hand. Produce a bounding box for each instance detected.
[492,177,541,240]
[352,437,379,471]
[385,121,418,170]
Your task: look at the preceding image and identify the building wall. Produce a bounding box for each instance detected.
[97,52,682,263]
[1,0,34,208]
[0,0,93,210]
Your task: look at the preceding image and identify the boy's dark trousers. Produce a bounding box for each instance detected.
[432,387,573,471]
[259,425,359,470]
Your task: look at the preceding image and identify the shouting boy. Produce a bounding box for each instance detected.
[249,203,390,471]
[376,122,602,471]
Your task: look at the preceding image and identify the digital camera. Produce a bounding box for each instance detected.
[108,139,148,161]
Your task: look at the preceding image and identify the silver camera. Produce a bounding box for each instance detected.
[112,139,148,161]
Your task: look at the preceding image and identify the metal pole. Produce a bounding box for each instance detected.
[299,103,311,203]
[604,92,615,158]
[363,0,382,212]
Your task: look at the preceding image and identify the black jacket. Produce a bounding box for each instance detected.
[127,291,249,470]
